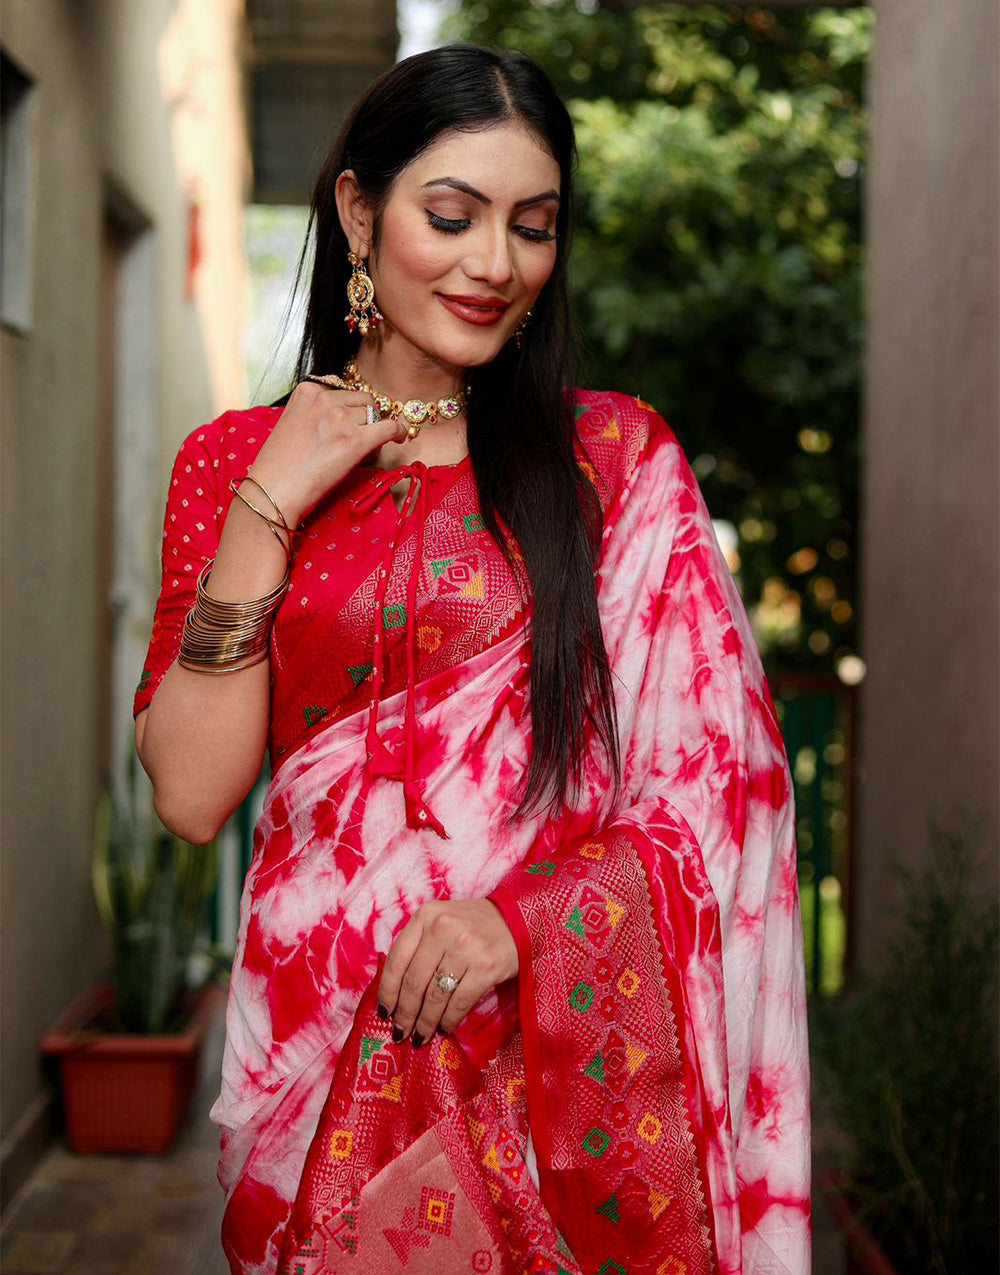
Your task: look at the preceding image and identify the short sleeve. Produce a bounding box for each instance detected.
[133,424,225,717]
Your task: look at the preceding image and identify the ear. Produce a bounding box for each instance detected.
[334,169,374,259]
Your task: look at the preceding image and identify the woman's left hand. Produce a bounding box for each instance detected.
[377,898,519,1048]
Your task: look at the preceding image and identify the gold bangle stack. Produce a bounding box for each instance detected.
[178,561,290,674]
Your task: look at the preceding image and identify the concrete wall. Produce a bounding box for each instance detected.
[855,0,999,966]
[0,0,248,1203]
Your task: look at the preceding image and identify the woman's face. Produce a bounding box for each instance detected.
[344,122,562,373]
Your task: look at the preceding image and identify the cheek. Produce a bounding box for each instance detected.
[380,225,454,289]
[520,246,558,296]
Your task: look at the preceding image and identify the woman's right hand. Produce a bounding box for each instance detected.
[245,380,410,528]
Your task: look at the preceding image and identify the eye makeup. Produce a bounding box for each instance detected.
[425,211,556,242]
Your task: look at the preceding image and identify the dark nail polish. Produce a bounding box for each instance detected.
[376,1003,389,1021]
[411,1033,424,1050]
[391,1025,405,1043]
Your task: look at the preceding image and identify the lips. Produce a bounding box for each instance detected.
[436,293,510,326]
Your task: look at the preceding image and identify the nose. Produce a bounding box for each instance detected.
[465,221,515,288]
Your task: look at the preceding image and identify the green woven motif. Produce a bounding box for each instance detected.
[596,1262,626,1275]
[565,906,587,937]
[137,667,151,693]
[569,981,594,1012]
[359,1036,383,1063]
[303,705,328,728]
[382,603,407,629]
[527,860,556,876]
[597,1195,621,1224]
[584,1052,605,1084]
[430,556,456,578]
[574,403,591,421]
[582,1126,611,1158]
[348,664,373,688]
[463,512,485,533]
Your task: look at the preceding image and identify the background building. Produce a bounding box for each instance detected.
[0,0,399,1208]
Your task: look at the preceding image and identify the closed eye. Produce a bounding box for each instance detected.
[426,212,555,243]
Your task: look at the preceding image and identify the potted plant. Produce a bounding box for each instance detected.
[810,810,999,1275]
[42,752,228,1154]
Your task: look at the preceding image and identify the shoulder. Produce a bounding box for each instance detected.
[167,404,283,489]
[565,387,683,516]
[172,404,282,467]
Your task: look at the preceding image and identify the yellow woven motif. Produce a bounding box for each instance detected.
[625,1041,647,1074]
[328,1129,354,1159]
[425,1197,449,1225]
[637,1112,663,1144]
[438,1038,462,1070]
[460,570,485,600]
[649,1188,672,1220]
[466,1115,487,1149]
[418,624,443,653]
[506,1075,526,1104]
[605,899,625,928]
[379,1075,403,1102]
[617,967,641,998]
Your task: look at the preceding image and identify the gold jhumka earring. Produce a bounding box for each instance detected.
[344,251,385,335]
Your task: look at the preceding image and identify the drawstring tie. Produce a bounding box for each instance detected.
[349,462,450,839]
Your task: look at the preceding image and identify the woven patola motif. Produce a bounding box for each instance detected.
[277,962,578,1273]
[488,821,719,1275]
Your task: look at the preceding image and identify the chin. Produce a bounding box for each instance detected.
[428,326,513,370]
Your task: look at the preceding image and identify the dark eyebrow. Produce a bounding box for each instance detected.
[421,177,560,208]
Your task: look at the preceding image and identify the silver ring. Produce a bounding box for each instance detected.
[364,403,381,425]
[434,971,458,994]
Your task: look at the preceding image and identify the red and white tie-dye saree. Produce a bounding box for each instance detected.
[141,389,810,1274]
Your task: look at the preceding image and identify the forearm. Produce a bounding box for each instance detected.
[136,500,287,842]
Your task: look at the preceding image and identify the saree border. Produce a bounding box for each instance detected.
[488,818,720,1275]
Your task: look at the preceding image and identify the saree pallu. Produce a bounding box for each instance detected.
[211,403,811,1274]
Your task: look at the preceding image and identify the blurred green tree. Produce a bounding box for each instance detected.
[444,2,870,674]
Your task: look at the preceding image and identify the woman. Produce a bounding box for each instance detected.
[135,43,811,1275]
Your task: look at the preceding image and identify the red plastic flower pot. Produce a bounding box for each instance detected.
[40,982,220,1155]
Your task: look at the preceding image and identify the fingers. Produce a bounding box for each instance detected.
[295,378,409,444]
[430,969,482,1039]
[376,906,474,1048]
[374,409,411,445]
[377,901,513,1049]
[377,911,426,1026]
[408,963,476,1048]
[384,932,455,1044]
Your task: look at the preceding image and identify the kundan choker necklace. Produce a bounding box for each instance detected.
[342,358,470,440]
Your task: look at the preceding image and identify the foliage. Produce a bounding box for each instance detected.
[443,2,870,675]
[810,811,1000,1274]
[92,752,224,1033]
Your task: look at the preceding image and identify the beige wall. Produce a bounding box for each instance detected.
[0,0,248,1188]
[856,0,999,966]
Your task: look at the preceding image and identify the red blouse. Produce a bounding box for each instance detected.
[134,393,628,832]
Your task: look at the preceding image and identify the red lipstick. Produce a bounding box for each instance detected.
[437,293,510,326]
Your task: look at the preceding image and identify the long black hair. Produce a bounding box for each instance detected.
[284,42,621,822]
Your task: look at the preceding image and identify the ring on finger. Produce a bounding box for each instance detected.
[434,969,458,995]
[364,403,381,426]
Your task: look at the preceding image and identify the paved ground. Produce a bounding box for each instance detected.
[0,1000,229,1275]
[1,1002,846,1274]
